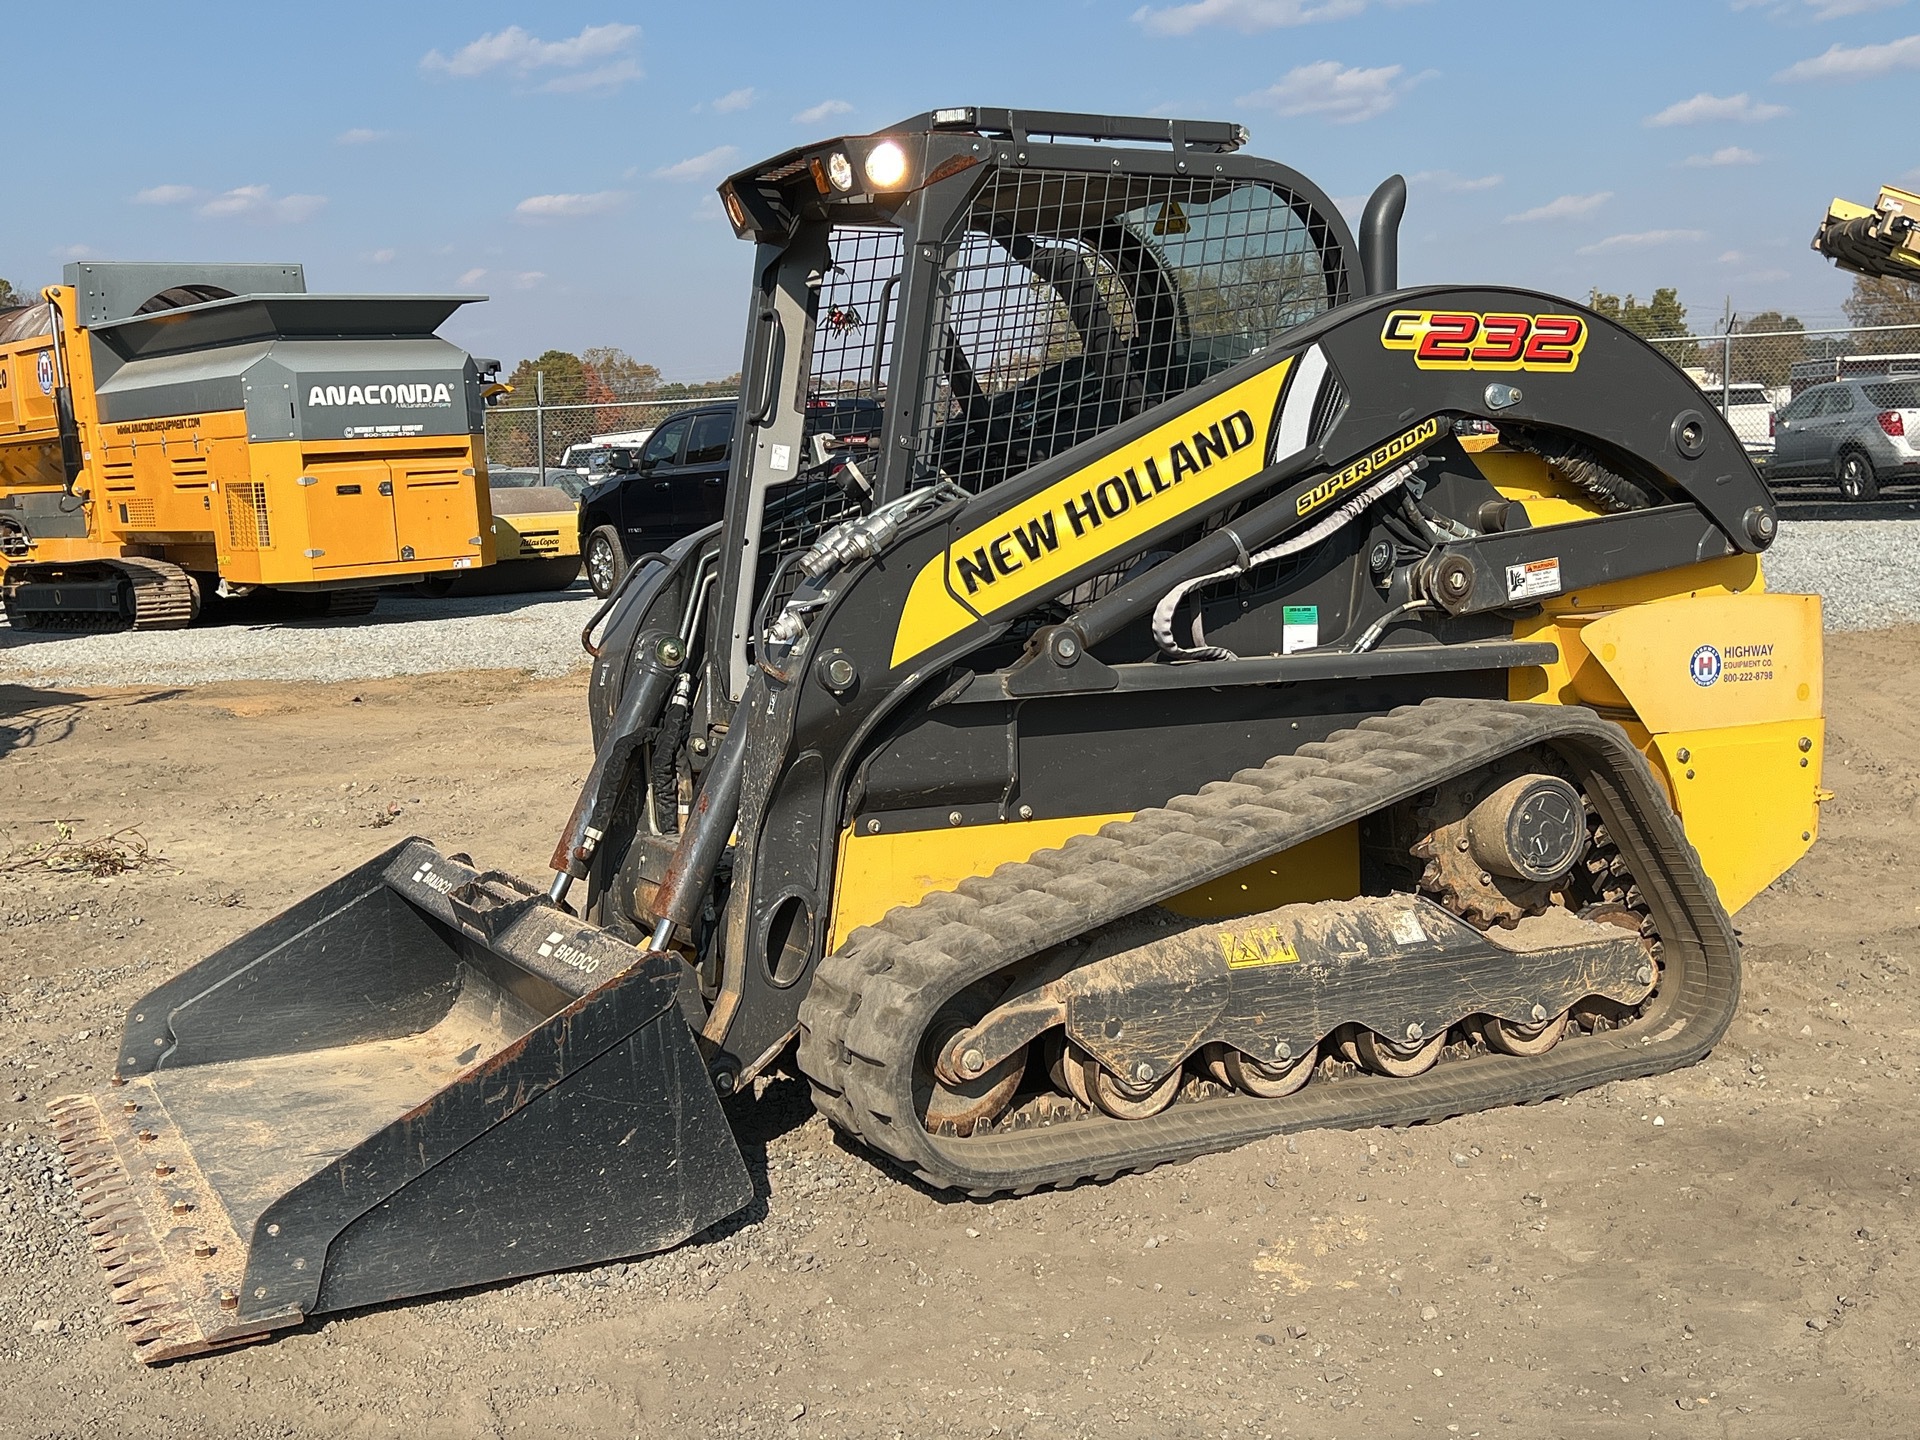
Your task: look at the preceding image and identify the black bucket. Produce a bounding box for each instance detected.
[50,839,751,1361]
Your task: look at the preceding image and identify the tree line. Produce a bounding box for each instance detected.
[500,347,740,408]
[1588,273,1920,386]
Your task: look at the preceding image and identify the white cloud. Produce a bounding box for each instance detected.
[422,23,641,92]
[133,184,199,206]
[459,267,546,289]
[513,190,628,220]
[1732,0,1904,13]
[1237,60,1414,124]
[1133,0,1368,34]
[336,128,390,145]
[652,145,740,182]
[369,248,397,264]
[709,87,757,113]
[197,186,327,223]
[793,98,854,126]
[1718,249,1747,264]
[1804,0,1904,17]
[1410,169,1503,192]
[1779,34,1920,80]
[1683,145,1762,166]
[1644,91,1789,125]
[1505,191,1613,223]
[1575,229,1708,254]
[52,244,97,260]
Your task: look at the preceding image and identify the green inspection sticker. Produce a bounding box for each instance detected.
[1282,604,1319,655]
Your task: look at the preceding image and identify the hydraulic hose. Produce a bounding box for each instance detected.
[648,694,752,951]
[1151,460,1419,661]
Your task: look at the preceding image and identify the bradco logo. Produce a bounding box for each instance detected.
[1690,644,1722,687]
[536,930,601,975]
[410,861,457,895]
[308,381,455,407]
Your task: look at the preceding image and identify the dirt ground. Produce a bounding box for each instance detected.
[2,631,1916,1439]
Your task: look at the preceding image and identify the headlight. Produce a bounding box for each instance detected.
[862,140,909,190]
[826,151,855,192]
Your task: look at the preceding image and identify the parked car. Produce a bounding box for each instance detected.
[576,397,889,597]
[1699,381,1780,459]
[1769,376,1920,500]
[578,404,737,596]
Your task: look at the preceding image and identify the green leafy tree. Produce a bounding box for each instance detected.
[1842,273,1920,355]
[1728,310,1806,387]
[1589,287,1698,367]
[0,277,30,310]
[581,347,663,402]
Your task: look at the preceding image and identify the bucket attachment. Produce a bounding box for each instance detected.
[49,839,752,1362]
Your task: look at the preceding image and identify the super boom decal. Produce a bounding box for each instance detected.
[889,360,1295,669]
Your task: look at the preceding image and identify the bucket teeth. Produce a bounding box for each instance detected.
[44,1090,271,1364]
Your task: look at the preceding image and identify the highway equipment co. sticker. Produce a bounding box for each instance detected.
[1505,556,1562,601]
[1690,644,1722,687]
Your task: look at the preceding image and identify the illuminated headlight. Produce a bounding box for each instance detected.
[826,151,855,192]
[862,140,909,190]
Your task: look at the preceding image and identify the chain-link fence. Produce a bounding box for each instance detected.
[484,396,739,476]
[1644,321,1920,451]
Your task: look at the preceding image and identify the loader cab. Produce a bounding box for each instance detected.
[707,107,1363,703]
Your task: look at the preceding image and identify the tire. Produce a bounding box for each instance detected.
[585,525,627,599]
[1837,448,1881,501]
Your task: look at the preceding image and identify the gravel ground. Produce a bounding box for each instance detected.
[0,583,601,687]
[1762,519,1920,630]
[0,520,1911,688]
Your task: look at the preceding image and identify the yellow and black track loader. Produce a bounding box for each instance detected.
[53,108,1824,1361]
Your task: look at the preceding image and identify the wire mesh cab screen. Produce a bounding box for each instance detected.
[915,171,1345,495]
[754,226,905,618]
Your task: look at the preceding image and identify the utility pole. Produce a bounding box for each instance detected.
[1721,297,1733,418]
[536,369,547,482]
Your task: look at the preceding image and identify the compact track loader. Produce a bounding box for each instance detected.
[54,108,1825,1361]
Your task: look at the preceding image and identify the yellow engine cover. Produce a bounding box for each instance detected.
[1579,591,1824,913]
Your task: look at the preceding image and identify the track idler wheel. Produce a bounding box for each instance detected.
[1479,1010,1569,1057]
[1351,1027,1446,1077]
[1221,1043,1318,1099]
[1080,1055,1181,1120]
[919,983,1026,1136]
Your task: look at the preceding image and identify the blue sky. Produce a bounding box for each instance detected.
[4,0,1916,379]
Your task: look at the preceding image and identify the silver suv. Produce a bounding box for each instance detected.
[1770,376,1920,500]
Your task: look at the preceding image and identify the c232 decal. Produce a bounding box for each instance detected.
[1381,309,1588,373]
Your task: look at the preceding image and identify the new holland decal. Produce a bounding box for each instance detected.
[889,360,1294,670]
[1381,309,1588,372]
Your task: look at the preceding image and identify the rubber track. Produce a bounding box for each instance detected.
[121,559,196,630]
[5,557,194,631]
[796,698,1739,1195]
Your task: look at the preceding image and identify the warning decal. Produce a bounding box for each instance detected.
[1505,556,1562,602]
